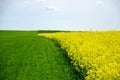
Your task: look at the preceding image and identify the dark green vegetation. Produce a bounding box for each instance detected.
[0,31,79,80]
[38,30,63,33]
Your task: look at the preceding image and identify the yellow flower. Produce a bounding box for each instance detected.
[38,31,120,80]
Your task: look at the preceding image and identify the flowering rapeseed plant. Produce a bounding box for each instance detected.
[38,31,120,80]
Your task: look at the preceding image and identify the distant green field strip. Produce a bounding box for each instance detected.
[0,31,79,80]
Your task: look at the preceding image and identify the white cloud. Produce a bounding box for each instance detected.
[22,0,60,12]
[45,6,57,11]
[34,0,46,4]
[96,0,104,6]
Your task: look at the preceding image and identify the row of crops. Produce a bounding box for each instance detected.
[38,31,120,80]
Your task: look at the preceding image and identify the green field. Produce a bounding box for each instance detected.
[0,31,79,80]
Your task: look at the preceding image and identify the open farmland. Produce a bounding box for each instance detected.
[38,31,120,80]
[0,31,79,80]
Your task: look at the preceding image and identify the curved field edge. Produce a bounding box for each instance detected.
[38,31,120,80]
[0,31,80,80]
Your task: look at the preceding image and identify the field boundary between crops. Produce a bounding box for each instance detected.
[38,34,86,80]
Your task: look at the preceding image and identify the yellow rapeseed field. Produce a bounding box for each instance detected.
[38,31,120,80]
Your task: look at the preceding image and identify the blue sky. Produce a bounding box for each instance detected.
[0,0,120,30]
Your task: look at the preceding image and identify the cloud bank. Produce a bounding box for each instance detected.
[0,0,120,30]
